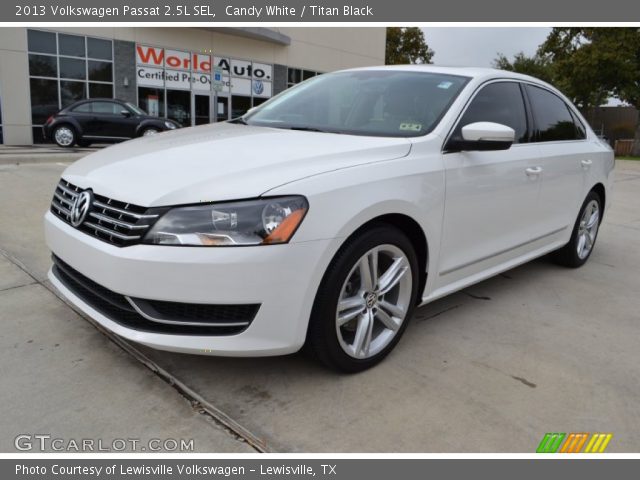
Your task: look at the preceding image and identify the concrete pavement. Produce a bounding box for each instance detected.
[1,159,639,452]
[0,144,100,166]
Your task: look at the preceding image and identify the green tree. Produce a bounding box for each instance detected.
[539,27,640,154]
[493,51,554,83]
[385,28,434,65]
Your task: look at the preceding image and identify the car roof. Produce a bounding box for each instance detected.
[338,64,550,87]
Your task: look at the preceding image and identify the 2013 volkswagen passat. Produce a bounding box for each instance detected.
[45,66,614,372]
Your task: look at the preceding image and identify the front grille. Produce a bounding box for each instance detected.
[52,255,259,336]
[50,179,165,247]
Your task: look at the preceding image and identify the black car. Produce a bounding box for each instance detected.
[43,98,180,148]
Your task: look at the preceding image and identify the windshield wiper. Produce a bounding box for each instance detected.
[286,126,329,133]
[229,117,248,125]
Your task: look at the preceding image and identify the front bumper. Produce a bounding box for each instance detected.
[45,211,339,356]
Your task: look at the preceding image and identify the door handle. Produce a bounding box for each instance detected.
[525,166,543,177]
[581,159,593,169]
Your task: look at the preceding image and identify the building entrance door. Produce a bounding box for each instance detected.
[193,93,211,126]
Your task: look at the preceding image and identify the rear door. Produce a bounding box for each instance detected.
[437,81,542,286]
[524,84,589,235]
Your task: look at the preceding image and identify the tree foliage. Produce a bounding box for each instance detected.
[493,52,554,84]
[538,28,640,109]
[385,28,434,65]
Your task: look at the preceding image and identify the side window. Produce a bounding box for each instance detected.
[91,102,121,114]
[72,103,92,113]
[526,85,583,141]
[454,82,528,143]
[569,109,587,140]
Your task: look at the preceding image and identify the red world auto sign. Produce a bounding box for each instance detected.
[136,45,211,73]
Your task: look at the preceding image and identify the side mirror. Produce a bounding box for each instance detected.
[447,122,515,152]
[120,109,132,117]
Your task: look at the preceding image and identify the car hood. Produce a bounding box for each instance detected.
[62,123,412,206]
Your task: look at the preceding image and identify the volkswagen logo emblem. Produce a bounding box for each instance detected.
[69,190,92,227]
[253,80,264,95]
[365,292,378,309]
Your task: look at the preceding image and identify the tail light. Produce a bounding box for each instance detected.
[46,115,54,125]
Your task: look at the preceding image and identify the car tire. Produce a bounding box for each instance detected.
[552,190,602,268]
[306,224,420,373]
[141,127,160,137]
[52,125,76,148]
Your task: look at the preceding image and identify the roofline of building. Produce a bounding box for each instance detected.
[199,27,291,46]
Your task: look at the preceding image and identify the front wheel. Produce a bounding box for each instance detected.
[307,225,419,372]
[553,190,602,268]
[141,127,160,137]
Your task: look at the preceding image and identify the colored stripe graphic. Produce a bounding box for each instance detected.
[537,433,613,453]
[560,433,588,453]
[536,433,566,453]
[584,433,613,453]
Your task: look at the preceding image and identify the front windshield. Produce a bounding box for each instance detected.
[126,102,147,116]
[244,70,470,137]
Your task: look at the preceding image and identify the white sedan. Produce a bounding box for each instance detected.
[45,66,614,372]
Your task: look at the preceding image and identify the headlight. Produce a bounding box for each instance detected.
[164,121,177,129]
[143,196,308,246]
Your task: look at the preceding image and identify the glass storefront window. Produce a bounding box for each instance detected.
[89,83,113,99]
[167,90,191,126]
[60,81,87,108]
[287,67,322,89]
[59,34,85,57]
[87,38,112,60]
[88,61,112,82]
[27,30,56,55]
[138,87,165,117]
[231,95,251,118]
[59,57,86,80]
[27,30,114,142]
[253,97,268,108]
[29,54,57,78]
[29,78,59,124]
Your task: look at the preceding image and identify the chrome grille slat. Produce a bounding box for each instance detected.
[88,212,149,230]
[93,200,159,219]
[83,222,142,241]
[53,192,74,207]
[51,199,71,217]
[50,180,160,247]
[57,183,80,198]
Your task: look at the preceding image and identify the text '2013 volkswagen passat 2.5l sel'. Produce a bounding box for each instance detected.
[45,66,614,372]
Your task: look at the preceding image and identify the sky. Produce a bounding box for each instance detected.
[421,27,551,67]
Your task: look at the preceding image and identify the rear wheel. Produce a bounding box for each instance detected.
[53,125,76,148]
[307,225,419,372]
[553,190,602,268]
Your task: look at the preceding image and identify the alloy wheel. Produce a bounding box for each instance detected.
[577,199,600,259]
[335,244,413,359]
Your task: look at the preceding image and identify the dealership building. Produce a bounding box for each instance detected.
[0,27,386,145]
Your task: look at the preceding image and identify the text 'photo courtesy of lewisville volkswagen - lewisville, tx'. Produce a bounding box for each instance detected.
[0,1,639,475]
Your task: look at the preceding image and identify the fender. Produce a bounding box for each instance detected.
[135,118,167,136]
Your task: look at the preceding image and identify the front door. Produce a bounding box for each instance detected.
[436,81,542,287]
[193,93,211,126]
